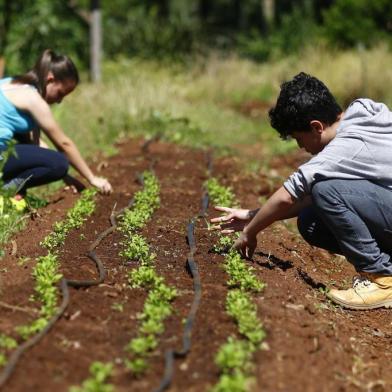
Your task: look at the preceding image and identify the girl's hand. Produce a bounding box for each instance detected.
[210,206,252,233]
[90,176,113,194]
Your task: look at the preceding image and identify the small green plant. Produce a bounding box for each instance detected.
[69,362,114,392]
[41,188,97,251]
[118,171,177,376]
[215,337,254,374]
[15,189,97,340]
[226,290,265,345]
[225,250,265,292]
[111,302,124,312]
[205,178,237,208]
[17,256,31,266]
[0,334,17,367]
[207,177,266,392]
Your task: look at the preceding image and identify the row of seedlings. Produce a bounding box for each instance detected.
[70,171,176,391]
[205,178,266,392]
[0,189,97,371]
[119,171,177,375]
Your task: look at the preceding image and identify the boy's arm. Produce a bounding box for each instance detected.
[234,186,308,257]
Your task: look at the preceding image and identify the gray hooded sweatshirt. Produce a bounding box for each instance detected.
[284,99,392,200]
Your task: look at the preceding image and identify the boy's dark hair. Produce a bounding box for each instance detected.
[269,72,342,139]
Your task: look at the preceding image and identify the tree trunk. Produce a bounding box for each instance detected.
[262,0,275,30]
[90,0,101,82]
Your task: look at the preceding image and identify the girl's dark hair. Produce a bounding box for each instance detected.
[12,49,79,97]
[269,72,342,139]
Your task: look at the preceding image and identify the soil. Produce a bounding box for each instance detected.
[1,138,391,392]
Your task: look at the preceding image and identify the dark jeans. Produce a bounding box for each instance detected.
[297,179,392,275]
[1,144,69,194]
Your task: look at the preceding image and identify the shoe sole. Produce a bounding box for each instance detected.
[326,294,392,310]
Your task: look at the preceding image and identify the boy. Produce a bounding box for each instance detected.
[212,72,392,310]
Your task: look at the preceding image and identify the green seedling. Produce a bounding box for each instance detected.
[215,337,254,374]
[124,357,148,375]
[226,290,265,345]
[17,256,31,266]
[210,372,252,392]
[207,177,266,392]
[70,361,114,392]
[111,302,124,312]
[205,178,237,208]
[15,189,97,340]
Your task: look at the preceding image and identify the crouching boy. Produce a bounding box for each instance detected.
[212,72,392,310]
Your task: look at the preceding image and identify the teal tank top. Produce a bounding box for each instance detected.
[0,78,37,147]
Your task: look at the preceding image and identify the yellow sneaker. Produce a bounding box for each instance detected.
[327,275,392,310]
[9,197,27,212]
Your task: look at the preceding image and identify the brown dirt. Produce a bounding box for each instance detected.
[1,139,391,392]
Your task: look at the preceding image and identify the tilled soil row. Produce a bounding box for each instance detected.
[231,163,392,392]
[1,139,392,392]
[0,140,239,392]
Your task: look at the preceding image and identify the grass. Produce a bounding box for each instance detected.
[51,43,392,165]
[3,44,392,247]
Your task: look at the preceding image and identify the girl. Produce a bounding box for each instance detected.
[0,49,112,199]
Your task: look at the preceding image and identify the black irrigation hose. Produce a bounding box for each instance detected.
[153,156,212,392]
[0,279,69,387]
[0,195,136,389]
[0,141,159,389]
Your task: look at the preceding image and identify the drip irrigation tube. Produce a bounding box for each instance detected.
[0,197,135,389]
[153,155,212,392]
[0,142,158,390]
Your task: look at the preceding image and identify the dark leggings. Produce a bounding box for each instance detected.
[1,144,69,194]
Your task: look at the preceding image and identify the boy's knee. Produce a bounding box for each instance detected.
[311,179,341,207]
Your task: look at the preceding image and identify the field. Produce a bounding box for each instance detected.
[1,50,392,391]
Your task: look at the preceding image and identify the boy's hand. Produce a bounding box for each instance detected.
[234,231,257,259]
[211,206,251,233]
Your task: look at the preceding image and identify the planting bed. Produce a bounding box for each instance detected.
[1,138,392,391]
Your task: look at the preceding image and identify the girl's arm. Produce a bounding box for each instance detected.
[23,90,112,194]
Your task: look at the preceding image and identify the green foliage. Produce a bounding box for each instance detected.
[205,178,237,208]
[226,289,265,345]
[0,334,17,350]
[103,1,199,60]
[118,172,160,235]
[16,252,62,339]
[118,170,176,376]
[70,362,114,392]
[208,177,266,391]
[215,337,253,374]
[322,0,392,48]
[210,372,251,392]
[212,235,234,254]
[0,333,17,364]
[120,234,155,265]
[225,250,265,292]
[126,335,158,357]
[2,1,88,74]
[238,1,319,62]
[41,188,97,251]
[139,111,212,149]
[124,357,148,375]
[15,189,97,339]
[0,141,27,256]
